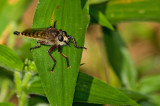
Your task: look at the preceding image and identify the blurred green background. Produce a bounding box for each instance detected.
[0,0,160,106]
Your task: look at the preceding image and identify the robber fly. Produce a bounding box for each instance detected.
[13,21,86,72]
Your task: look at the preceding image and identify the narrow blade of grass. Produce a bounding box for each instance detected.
[0,45,23,71]
[136,75,160,94]
[74,72,138,105]
[118,88,149,101]
[103,27,137,89]
[27,72,139,106]
[90,0,160,24]
[32,0,89,106]
[90,7,114,30]
[73,102,102,106]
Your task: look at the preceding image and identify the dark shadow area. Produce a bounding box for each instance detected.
[28,94,49,105]
[81,0,87,9]
[74,72,93,103]
[73,102,103,106]
[89,1,108,25]
[90,1,108,14]
[0,67,13,80]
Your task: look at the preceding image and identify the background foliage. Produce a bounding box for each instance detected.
[0,0,160,106]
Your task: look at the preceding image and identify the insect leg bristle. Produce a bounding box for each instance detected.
[13,31,20,36]
[68,35,87,49]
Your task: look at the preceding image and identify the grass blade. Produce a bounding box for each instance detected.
[0,45,23,71]
[136,75,160,94]
[32,0,89,105]
[90,0,160,24]
[90,7,114,30]
[73,102,102,106]
[74,72,138,105]
[0,102,14,106]
[119,88,149,101]
[27,72,139,105]
[103,28,137,89]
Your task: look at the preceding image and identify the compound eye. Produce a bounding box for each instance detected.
[63,31,67,35]
[58,35,63,41]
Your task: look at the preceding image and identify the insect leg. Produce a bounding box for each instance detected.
[48,45,57,72]
[57,45,70,68]
[53,21,57,28]
[30,41,47,51]
[68,36,87,49]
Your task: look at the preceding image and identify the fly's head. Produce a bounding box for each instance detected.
[57,30,69,46]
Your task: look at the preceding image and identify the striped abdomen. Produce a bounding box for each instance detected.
[14,30,47,39]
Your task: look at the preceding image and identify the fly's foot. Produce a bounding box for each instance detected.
[84,47,87,50]
[30,48,32,51]
[80,63,85,66]
[67,65,71,69]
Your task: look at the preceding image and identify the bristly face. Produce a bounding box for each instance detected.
[56,30,69,46]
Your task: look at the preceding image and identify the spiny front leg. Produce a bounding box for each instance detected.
[68,36,87,49]
[57,45,70,68]
[48,45,57,72]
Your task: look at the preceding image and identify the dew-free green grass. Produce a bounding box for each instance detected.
[31,0,89,105]
[1,0,160,106]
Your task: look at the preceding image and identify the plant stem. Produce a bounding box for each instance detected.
[14,71,32,106]
[14,72,22,100]
[19,92,27,106]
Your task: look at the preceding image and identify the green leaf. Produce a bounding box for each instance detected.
[73,102,102,106]
[150,94,160,105]
[0,45,23,71]
[74,72,138,105]
[32,0,89,106]
[90,7,114,30]
[90,0,160,24]
[0,102,14,106]
[0,1,7,14]
[119,88,149,101]
[27,72,139,106]
[14,72,22,98]
[102,28,137,89]
[89,0,107,4]
[27,95,48,106]
[0,0,31,36]
[136,75,160,94]
[139,101,155,106]
[27,76,44,95]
